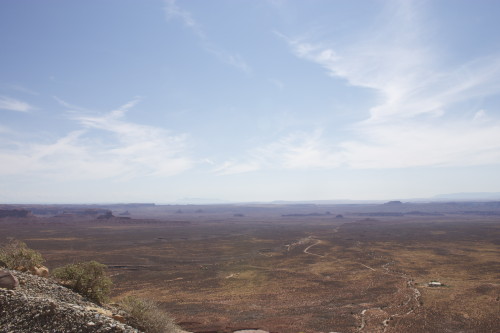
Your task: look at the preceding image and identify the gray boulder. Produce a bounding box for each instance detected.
[0,270,19,290]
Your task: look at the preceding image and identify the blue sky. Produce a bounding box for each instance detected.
[1,0,500,203]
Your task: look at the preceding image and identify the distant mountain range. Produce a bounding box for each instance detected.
[431,192,500,201]
[172,193,500,205]
[175,197,231,204]
[257,193,500,205]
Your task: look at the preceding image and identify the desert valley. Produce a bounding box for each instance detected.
[1,201,498,332]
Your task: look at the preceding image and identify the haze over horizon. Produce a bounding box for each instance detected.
[1,0,500,203]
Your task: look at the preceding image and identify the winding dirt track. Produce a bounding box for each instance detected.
[358,263,376,271]
[297,231,421,333]
[303,240,324,257]
[357,261,422,333]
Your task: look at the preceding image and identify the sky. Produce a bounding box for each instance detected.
[1,0,500,203]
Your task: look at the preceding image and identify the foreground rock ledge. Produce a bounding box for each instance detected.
[0,269,140,333]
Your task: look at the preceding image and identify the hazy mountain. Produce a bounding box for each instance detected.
[432,192,500,201]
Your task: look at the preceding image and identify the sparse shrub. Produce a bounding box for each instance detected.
[119,295,179,333]
[0,238,44,270]
[52,260,112,305]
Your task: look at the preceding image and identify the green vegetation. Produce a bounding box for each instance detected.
[119,295,179,333]
[0,238,44,270]
[52,260,112,305]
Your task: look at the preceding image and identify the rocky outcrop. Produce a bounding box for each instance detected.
[30,265,50,277]
[0,270,141,332]
[97,211,114,219]
[13,264,50,278]
[0,209,32,218]
[384,200,403,205]
[0,270,19,289]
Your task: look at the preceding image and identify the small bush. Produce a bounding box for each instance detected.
[0,238,44,270]
[119,295,179,333]
[52,260,112,305]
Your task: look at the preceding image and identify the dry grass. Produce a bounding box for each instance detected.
[1,208,498,332]
[119,296,180,333]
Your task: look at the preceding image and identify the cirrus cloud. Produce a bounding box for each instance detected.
[215,1,500,174]
[0,99,193,180]
[0,95,35,112]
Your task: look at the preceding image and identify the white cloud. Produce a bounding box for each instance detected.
[163,0,251,74]
[0,99,192,180]
[0,95,35,112]
[285,1,500,167]
[164,0,204,37]
[0,125,13,134]
[53,96,88,112]
[206,46,252,74]
[224,53,251,74]
[216,115,500,174]
[213,160,261,175]
[256,130,341,169]
[269,78,284,90]
[215,130,342,175]
[219,1,500,174]
[8,85,39,96]
[287,13,500,123]
[473,109,487,122]
[341,120,500,168]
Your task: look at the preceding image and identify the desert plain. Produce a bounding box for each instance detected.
[0,201,499,333]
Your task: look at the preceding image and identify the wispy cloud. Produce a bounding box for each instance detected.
[164,0,204,37]
[215,130,341,175]
[163,0,252,74]
[0,99,192,179]
[269,78,284,90]
[257,130,341,169]
[285,1,500,168]
[53,96,88,112]
[341,120,500,168]
[213,160,261,175]
[218,1,500,173]
[205,47,252,74]
[7,85,39,96]
[0,95,35,112]
[285,2,500,122]
[216,116,500,174]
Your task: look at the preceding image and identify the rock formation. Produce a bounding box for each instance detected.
[0,269,140,332]
[0,270,19,289]
[30,265,50,277]
[0,209,32,218]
